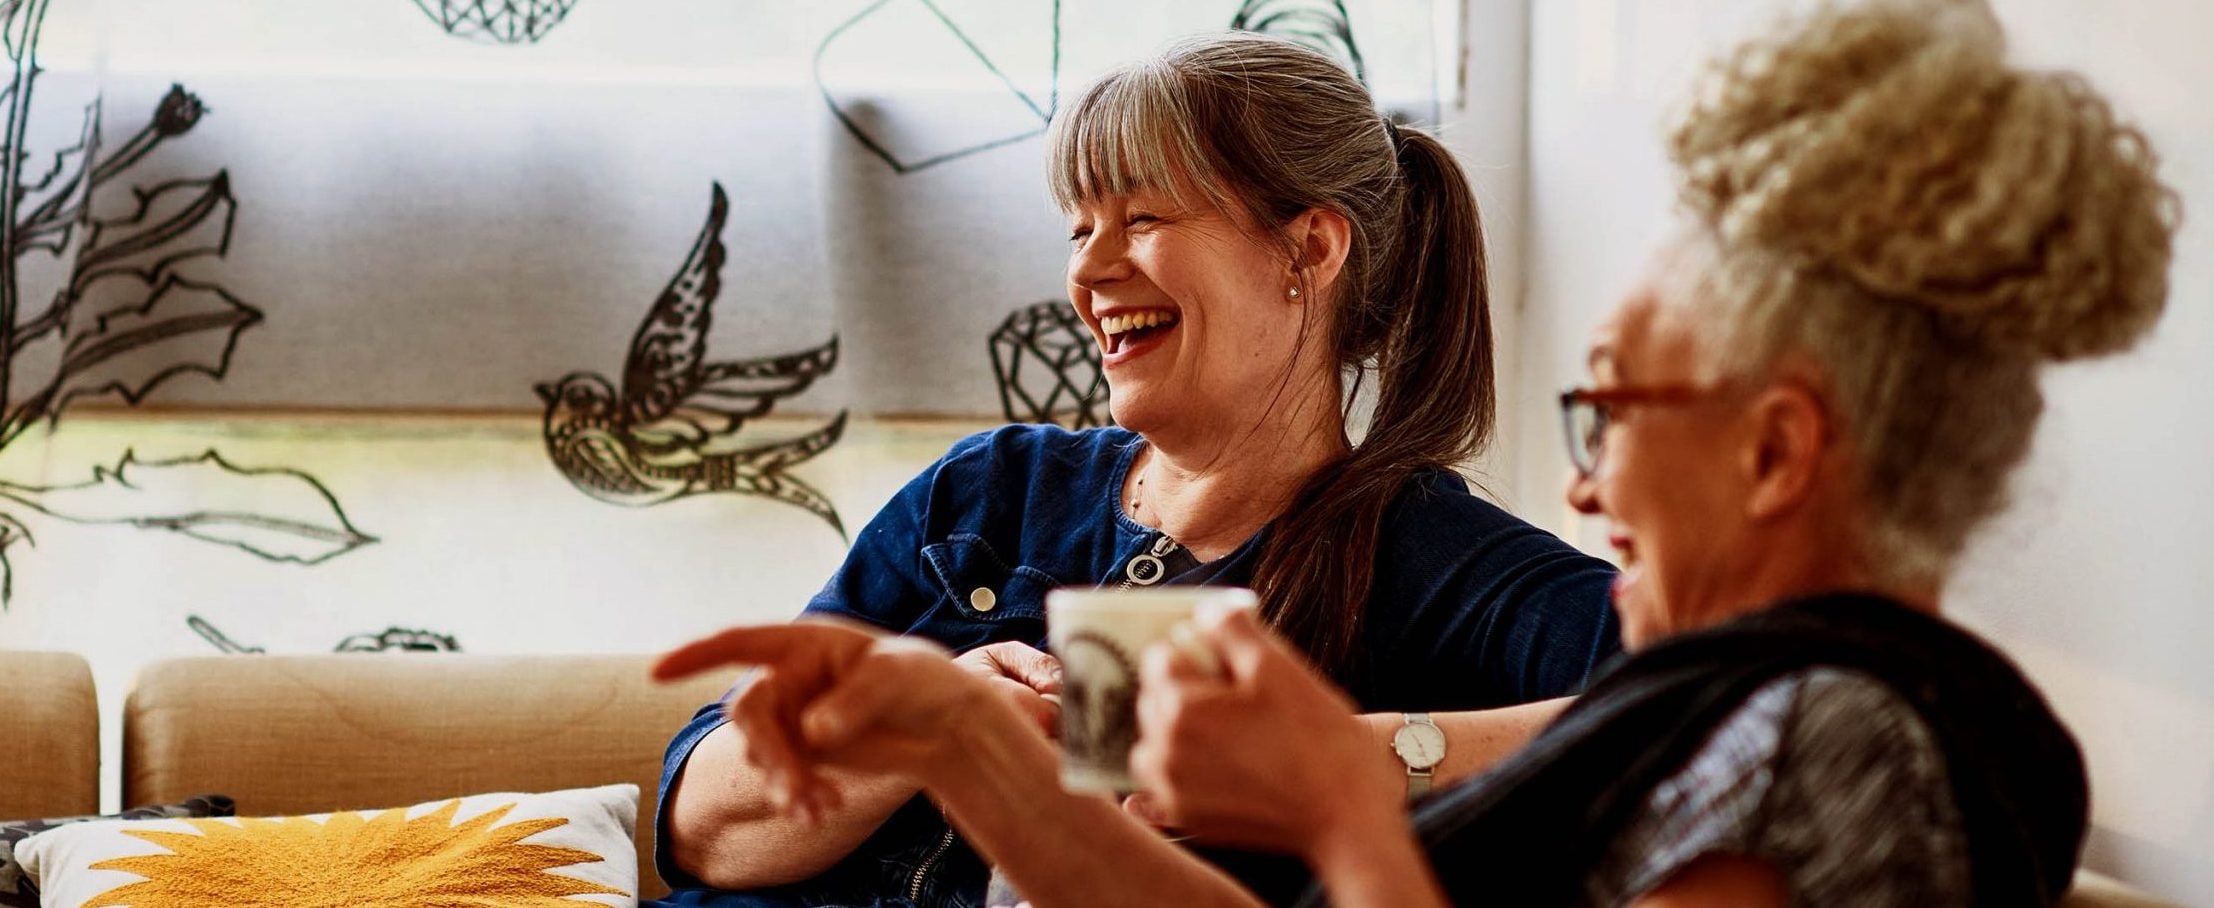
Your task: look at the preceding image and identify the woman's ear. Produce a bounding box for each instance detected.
[1741,380,1833,523]
[1288,207,1352,300]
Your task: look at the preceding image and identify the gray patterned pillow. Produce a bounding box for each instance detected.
[0,795,233,908]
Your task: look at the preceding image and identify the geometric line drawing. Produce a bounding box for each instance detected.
[815,0,1063,174]
[1231,0,1365,83]
[411,0,581,45]
[989,300,1109,430]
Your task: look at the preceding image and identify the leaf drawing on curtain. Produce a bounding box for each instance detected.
[816,0,1062,173]
[0,0,372,606]
[1231,0,1365,82]
[15,275,261,437]
[0,449,373,561]
[537,182,849,537]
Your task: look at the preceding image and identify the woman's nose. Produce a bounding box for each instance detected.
[1564,467,1603,516]
[1068,231,1133,289]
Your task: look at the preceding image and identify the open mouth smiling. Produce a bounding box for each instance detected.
[1098,310,1180,356]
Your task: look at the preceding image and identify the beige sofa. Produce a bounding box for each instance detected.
[0,650,2184,905]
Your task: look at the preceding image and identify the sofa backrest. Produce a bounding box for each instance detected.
[0,651,99,820]
[123,653,732,900]
[2064,871,2184,908]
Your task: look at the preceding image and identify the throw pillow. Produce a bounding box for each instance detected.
[16,783,636,907]
[0,795,234,908]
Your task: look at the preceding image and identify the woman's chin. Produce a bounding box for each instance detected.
[1105,396,1169,435]
[1611,569,1663,649]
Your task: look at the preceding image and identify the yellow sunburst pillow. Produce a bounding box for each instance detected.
[14,783,638,908]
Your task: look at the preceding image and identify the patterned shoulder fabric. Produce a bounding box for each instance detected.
[1585,669,1969,907]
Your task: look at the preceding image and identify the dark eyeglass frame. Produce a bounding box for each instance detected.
[1557,384,1712,479]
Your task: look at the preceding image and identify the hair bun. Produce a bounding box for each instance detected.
[1669,0,2179,361]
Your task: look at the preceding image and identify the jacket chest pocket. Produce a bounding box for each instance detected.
[918,533,1055,651]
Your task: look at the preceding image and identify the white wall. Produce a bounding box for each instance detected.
[1437,0,1531,491]
[1509,1,2214,901]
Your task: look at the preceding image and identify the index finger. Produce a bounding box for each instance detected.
[652,623,867,682]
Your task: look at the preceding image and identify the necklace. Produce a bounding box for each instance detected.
[1129,471,1146,514]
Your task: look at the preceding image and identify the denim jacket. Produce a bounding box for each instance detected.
[651,425,1621,908]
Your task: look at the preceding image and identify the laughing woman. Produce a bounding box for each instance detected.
[648,33,1620,908]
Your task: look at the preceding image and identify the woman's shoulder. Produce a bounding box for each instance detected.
[904,423,1138,542]
[1385,468,1571,541]
[1372,467,1614,582]
[1590,668,1970,906]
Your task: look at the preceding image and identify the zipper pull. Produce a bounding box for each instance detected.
[1125,533,1177,586]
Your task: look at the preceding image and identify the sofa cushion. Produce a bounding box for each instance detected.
[123,653,733,899]
[0,796,233,908]
[0,652,98,819]
[17,783,637,907]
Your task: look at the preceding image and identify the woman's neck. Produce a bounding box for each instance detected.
[1128,392,1349,561]
[1704,520,1944,635]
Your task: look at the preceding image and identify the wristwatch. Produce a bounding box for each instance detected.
[1390,713,1447,800]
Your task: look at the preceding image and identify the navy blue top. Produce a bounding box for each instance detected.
[650,425,1620,908]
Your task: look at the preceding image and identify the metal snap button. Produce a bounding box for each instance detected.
[970,587,998,612]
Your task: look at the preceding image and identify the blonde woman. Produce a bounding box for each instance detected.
[655,1,2174,904]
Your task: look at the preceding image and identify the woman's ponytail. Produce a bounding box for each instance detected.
[1251,125,1495,673]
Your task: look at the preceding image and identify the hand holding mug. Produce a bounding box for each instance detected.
[953,641,1065,739]
[1125,604,1401,857]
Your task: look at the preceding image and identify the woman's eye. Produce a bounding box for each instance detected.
[1126,213,1159,227]
[1068,227,1092,245]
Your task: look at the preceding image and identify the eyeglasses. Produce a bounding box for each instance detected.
[1557,384,1711,478]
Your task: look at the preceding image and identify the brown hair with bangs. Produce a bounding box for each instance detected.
[1048,33,1495,673]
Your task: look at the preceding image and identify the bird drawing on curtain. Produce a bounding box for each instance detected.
[536,183,848,536]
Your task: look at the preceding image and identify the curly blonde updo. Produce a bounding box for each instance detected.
[1667,0,2180,583]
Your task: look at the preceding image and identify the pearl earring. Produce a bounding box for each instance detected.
[1288,286,1301,299]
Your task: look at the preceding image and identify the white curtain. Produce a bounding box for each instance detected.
[35,0,1445,417]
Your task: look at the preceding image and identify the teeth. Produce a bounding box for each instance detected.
[1101,311,1177,336]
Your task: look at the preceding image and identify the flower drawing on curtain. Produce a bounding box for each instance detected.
[186,614,462,654]
[815,0,1062,173]
[0,0,373,605]
[411,0,581,45]
[537,183,848,537]
[1231,0,1364,82]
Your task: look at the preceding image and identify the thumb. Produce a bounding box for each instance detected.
[993,643,1066,695]
[1197,601,1273,678]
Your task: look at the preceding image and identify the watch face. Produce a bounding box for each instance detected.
[1392,722,1447,770]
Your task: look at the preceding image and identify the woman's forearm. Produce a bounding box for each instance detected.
[926,702,1266,908]
[663,722,921,889]
[1359,697,1571,794]
[1303,798,1449,908]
